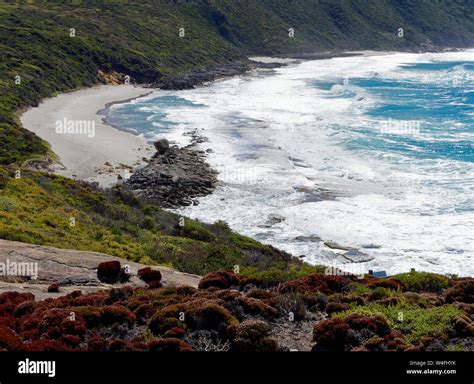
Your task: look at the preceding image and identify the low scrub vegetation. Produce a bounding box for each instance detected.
[391,271,449,293]
[0,268,472,352]
[0,168,299,275]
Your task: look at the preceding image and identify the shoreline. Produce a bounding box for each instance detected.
[18,48,471,204]
[20,85,156,188]
[168,50,474,277]
[19,49,461,189]
[18,57,290,190]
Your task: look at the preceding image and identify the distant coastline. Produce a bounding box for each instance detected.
[18,48,473,198]
[18,48,472,195]
[18,56,293,190]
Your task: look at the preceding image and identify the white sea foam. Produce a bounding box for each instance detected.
[133,51,474,276]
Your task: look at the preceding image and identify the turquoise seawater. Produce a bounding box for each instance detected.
[106,95,203,140]
[106,53,474,275]
[313,61,473,163]
[109,61,473,163]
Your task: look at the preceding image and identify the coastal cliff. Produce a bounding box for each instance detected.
[2,0,474,165]
[0,1,473,354]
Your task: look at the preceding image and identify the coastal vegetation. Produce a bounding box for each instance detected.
[0,167,303,275]
[1,269,472,352]
[1,0,474,164]
[0,1,473,353]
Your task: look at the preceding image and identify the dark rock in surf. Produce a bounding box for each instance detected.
[125,143,218,208]
[154,139,170,154]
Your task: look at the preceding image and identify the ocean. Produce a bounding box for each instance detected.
[106,51,474,276]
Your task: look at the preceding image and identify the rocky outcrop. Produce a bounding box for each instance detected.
[125,142,218,208]
[0,239,201,299]
[151,60,283,90]
[154,138,170,154]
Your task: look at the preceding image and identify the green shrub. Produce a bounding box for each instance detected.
[235,320,270,341]
[191,304,239,330]
[148,305,189,336]
[0,196,17,212]
[142,216,155,230]
[334,303,463,344]
[446,343,466,352]
[229,320,278,352]
[176,220,216,242]
[348,282,371,295]
[230,318,278,352]
[277,292,307,320]
[240,265,326,287]
[392,271,449,293]
[0,168,8,189]
[367,287,392,301]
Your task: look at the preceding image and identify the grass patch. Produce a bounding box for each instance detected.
[240,264,326,287]
[334,302,463,344]
[0,169,299,275]
[392,271,449,293]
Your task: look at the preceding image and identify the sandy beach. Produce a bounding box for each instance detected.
[20,85,155,187]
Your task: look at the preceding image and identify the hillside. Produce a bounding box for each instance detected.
[0,0,473,356]
[0,0,473,278]
[0,166,323,277]
[1,0,473,164]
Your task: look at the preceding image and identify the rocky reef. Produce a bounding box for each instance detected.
[125,139,218,208]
